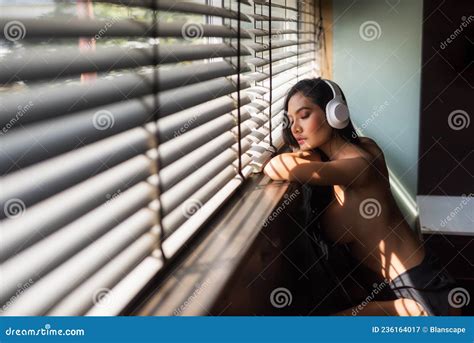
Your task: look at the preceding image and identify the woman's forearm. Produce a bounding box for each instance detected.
[286,151,322,161]
[263,153,317,182]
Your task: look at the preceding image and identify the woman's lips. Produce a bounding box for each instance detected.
[296,139,305,145]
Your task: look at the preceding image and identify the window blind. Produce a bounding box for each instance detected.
[0,0,319,316]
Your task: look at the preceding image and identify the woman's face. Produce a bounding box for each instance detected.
[287,92,333,151]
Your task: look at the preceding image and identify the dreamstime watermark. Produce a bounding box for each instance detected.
[0,278,34,314]
[440,15,473,50]
[4,324,85,337]
[257,10,301,49]
[439,193,473,228]
[447,109,470,131]
[173,114,199,138]
[2,101,34,135]
[448,287,470,308]
[261,29,285,50]
[92,287,113,308]
[3,198,26,219]
[352,100,390,138]
[3,20,26,42]
[263,189,300,227]
[105,189,122,205]
[270,287,293,308]
[246,105,259,116]
[313,234,329,260]
[86,16,121,48]
[181,198,205,219]
[173,276,214,315]
[287,13,300,23]
[279,111,291,130]
[92,110,115,130]
[385,0,400,13]
[352,279,390,315]
[181,22,204,41]
[359,21,382,41]
[359,198,382,219]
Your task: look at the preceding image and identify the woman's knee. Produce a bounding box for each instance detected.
[394,298,427,316]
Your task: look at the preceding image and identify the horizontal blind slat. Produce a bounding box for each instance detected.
[158,94,250,144]
[0,182,155,305]
[0,128,152,210]
[48,231,157,315]
[0,157,153,261]
[2,208,156,316]
[0,19,251,39]
[0,44,250,84]
[86,255,163,316]
[95,0,252,21]
[0,77,250,173]
[0,61,249,128]
[159,109,271,193]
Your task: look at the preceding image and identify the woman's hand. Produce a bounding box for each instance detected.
[263,151,321,182]
[286,150,322,162]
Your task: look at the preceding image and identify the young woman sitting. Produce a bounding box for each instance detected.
[263,78,458,316]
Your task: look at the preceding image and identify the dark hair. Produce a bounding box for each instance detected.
[282,78,360,238]
[282,77,360,158]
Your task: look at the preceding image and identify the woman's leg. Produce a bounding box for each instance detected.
[334,298,428,316]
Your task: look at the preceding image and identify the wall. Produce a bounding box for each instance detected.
[331,0,424,223]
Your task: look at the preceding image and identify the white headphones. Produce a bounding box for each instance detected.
[322,79,350,129]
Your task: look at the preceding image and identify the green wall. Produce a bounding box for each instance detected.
[332,0,423,218]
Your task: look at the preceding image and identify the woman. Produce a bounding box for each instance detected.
[263,78,457,316]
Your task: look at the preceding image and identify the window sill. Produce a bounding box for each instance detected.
[130,173,298,315]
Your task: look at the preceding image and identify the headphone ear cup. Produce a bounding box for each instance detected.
[326,99,350,129]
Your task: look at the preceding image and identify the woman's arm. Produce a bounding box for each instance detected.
[285,150,322,162]
[263,153,371,186]
[263,151,321,181]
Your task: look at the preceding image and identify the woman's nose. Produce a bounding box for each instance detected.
[292,122,302,135]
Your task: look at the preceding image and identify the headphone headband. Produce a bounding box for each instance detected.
[323,79,343,99]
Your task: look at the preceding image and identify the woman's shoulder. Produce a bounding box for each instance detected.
[357,137,385,160]
[356,137,389,178]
